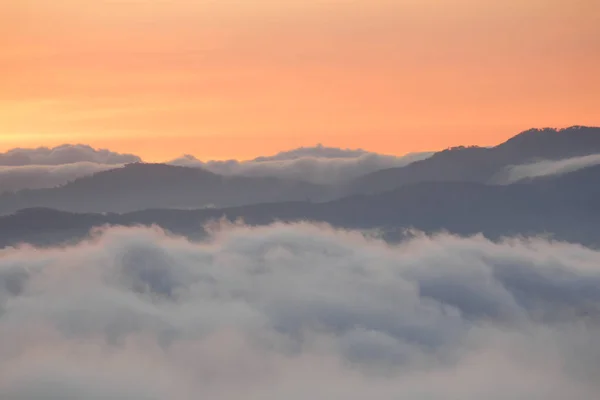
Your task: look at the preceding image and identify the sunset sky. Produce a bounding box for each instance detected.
[1,0,599,161]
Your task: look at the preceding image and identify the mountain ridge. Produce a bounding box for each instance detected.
[1,126,598,215]
[347,126,600,194]
[3,162,600,249]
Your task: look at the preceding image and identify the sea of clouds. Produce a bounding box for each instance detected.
[0,144,140,166]
[1,222,599,399]
[169,145,433,185]
[0,145,140,193]
[0,144,432,192]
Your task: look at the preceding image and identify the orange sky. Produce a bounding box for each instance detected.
[1,0,599,161]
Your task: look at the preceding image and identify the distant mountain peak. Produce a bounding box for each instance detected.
[499,126,600,151]
[506,125,598,139]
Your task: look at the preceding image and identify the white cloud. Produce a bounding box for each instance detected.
[0,144,140,193]
[253,144,370,161]
[0,223,599,399]
[493,153,600,183]
[0,162,124,193]
[170,145,433,184]
[0,144,429,192]
[0,144,141,166]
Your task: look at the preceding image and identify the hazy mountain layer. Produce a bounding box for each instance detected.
[0,126,598,214]
[347,126,600,194]
[2,163,600,249]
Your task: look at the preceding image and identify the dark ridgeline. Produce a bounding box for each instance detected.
[1,126,600,248]
[347,126,600,194]
[0,163,331,215]
[3,162,600,249]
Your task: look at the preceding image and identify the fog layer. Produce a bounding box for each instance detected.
[0,223,598,399]
[494,153,600,183]
[170,145,433,184]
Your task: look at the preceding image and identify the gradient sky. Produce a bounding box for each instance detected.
[1,0,599,161]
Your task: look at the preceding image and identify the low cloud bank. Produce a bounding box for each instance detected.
[253,144,371,161]
[0,144,430,191]
[494,153,600,183]
[0,145,138,193]
[170,145,433,184]
[0,222,599,399]
[0,144,141,166]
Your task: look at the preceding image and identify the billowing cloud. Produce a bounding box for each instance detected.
[0,144,141,166]
[0,222,599,399]
[253,144,371,161]
[0,144,139,193]
[0,144,430,192]
[493,153,600,183]
[0,162,124,193]
[170,145,433,184]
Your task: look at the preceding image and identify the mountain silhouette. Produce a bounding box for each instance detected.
[0,163,329,215]
[3,162,600,249]
[347,126,600,194]
[0,126,598,217]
